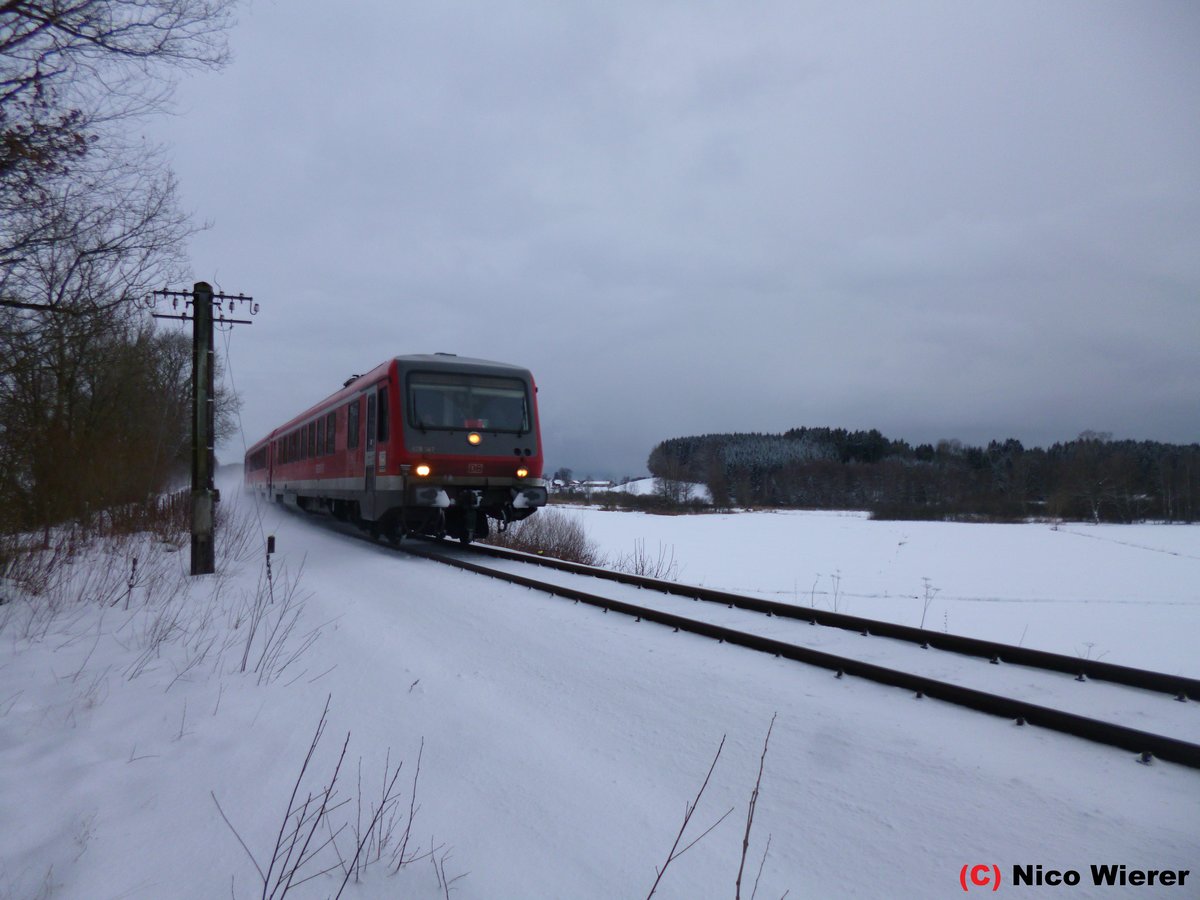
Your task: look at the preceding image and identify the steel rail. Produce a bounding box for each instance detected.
[461,541,1200,700]
[401,542,1200,770]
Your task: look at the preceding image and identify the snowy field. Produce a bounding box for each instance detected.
[1,475,1197,899]
[570,505,1200,678]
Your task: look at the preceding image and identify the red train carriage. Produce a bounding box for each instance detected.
[245,353,547,543]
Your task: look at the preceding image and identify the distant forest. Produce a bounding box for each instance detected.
[647,428,1199,523]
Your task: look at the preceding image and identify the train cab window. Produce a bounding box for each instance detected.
[377,385,389,443]
[326,411,336,454]
[408,372,530,433]
[347,400,360,450]
[316,419,325,457]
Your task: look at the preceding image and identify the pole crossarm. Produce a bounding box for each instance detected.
[151,313,254,325]
[144,287,259,324]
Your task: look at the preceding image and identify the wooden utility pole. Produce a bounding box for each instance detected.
[146,282,257,575]
[191,282,216,574]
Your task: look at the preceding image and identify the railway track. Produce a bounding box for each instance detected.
[399,539,1200,770]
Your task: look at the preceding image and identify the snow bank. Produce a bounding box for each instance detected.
[1,481,1197,898]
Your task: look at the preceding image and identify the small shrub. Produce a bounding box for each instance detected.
[613,539,679,581]
[213,698,447,898]
[104,490,190,542]
[483,508,603,566]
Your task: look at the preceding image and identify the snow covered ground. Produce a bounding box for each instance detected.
[1,477,1197,899]
[569,506,1200,678]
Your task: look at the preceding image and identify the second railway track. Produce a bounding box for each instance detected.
[400,538,1200,770]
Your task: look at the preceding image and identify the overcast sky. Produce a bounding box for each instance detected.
[152,1,1200,477]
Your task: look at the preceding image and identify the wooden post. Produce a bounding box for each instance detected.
[191,281,216,575]
[148,281,255,574]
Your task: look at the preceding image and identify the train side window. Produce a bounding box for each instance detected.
[291,431,299,461]
[347,400,360,450]
[365,393,377,450]
[308,422,316,457]
[300,424,308,459]
[377,385,389,443]
[326,411,336,454]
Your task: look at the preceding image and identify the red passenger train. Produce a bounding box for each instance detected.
[245,353,547,543]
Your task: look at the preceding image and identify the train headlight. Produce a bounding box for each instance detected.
[467,432,482,446]
[516,467,529,479]
[415,464,432,477]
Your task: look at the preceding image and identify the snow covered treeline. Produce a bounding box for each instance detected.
[648,429,1200,522]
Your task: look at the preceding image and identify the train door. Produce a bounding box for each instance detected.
[364,390,377,517]
[362,382,391,521]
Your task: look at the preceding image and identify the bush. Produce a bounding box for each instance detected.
[483,508,602,565]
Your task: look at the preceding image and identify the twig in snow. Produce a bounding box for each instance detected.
[737,713,777,899]
[645,735,734,899]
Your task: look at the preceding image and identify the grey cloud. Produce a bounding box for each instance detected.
[153,1,1198,476]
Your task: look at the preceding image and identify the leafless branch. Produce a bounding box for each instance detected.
[645,735,731,900]
[736,713,777,900]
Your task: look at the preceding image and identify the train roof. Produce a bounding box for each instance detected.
[392,353,532,375]
[246,353,536,451]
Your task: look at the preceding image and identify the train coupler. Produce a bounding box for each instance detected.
[510,486,548,509]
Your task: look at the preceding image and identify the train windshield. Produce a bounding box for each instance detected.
[408,372,530,434]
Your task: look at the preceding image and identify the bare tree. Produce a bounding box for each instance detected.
[0,1,238,531]
[0,0,235,151]
[1,0,236,292]
[1,299,241,531]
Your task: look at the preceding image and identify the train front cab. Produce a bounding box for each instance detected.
[376,355,548,543]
